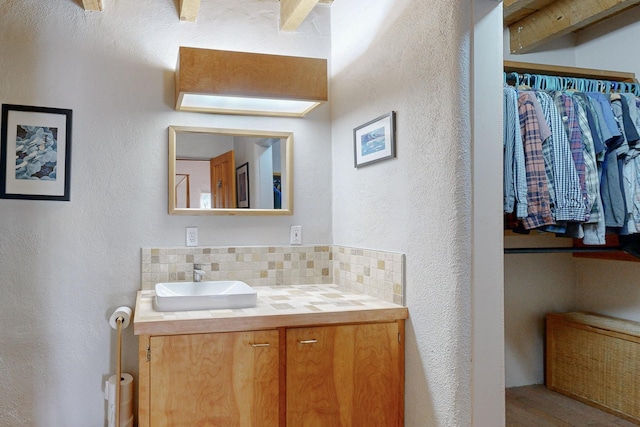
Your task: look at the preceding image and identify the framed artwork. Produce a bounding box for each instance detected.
[353,111,396,168]
[0,104,73,201]
[236,162,250,208]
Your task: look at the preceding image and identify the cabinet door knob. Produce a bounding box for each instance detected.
[297,339,318,344]
[250,343,271,347]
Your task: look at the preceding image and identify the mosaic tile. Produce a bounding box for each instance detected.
[140,245,404,305]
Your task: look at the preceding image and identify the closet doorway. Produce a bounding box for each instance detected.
[500,2,640,425]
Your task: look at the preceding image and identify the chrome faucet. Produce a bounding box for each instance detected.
[193,264,206,282]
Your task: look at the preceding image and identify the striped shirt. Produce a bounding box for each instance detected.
[535,91,585,222]
[503,86,528,218]
[554,92,589,222]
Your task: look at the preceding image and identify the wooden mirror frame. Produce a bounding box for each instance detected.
[168,126,293,215]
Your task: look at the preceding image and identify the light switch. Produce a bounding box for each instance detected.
[290,225,302,245]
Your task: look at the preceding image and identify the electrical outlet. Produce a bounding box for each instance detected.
[186,227,198,247]
[290,225,302,245]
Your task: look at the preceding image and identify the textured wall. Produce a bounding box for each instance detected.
[504,234,576,387]
[330,0,473,425]
[0,1,331,425]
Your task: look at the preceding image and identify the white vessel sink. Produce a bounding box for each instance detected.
[154,281,258,312]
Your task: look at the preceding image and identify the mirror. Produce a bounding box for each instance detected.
[168,126,293,215]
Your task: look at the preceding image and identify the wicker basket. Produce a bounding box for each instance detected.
[546,312,640,425]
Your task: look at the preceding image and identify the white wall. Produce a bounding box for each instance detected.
[504,234,576,387]
[472,1,506,424]
[576,259,640,321]
[331,0,474,425]
[573,7,640,320]
[0,1,331,425]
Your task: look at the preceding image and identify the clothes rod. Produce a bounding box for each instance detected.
[504,247,623,254]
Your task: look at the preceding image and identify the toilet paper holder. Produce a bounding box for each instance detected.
[108,306,133,427]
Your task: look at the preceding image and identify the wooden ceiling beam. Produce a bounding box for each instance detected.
[82,0,103,11]
[509,0,640,54]
[179,0,201,23]
[504,0,556,26]
[280,0,320,32]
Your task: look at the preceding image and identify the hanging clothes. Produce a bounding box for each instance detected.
[503,86,527,219]
[503,70,640,246]
[518,91,554,229]
[571,93,605,244]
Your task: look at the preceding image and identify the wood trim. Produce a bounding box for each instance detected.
[134,307,409,336]
[397,319,405,427]
[167,126,295,216]
[573,235,640,263]
[137,335,150,427]
[280,0,320,31]
[504,60,637,82]
[179,0,201,22]
[82,0,103,11]
[278,327,287,427]
[504,0,556,26]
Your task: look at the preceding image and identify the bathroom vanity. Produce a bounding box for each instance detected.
[134,284,408,427]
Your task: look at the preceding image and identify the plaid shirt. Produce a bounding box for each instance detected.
[571,93,599,222]
[518,93,554,229]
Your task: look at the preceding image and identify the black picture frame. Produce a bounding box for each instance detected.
[236,162,250,208]
[1,104,72,201]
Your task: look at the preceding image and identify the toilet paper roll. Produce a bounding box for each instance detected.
[109,306,132,329]
[105,373,134,427]
[104,373,134,402]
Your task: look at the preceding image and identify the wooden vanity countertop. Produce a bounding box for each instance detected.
[134,284,408,336]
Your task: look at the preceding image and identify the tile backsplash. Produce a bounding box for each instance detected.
[141,245,404,305]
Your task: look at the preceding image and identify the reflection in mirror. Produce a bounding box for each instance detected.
[168,126,293,215]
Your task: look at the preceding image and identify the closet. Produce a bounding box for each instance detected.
[503,60,640,259]
[503,59,640,423]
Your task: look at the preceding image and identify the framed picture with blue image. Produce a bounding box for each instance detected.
[0,104,72,201]
[353,111,396,168]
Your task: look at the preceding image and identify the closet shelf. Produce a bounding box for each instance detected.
[504,60,637,83]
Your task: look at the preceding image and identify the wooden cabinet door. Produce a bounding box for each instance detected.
[149,330,279,427]
[210,150,236,208]
[286,323,402,427]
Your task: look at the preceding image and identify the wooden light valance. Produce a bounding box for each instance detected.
[175,47,328,117]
